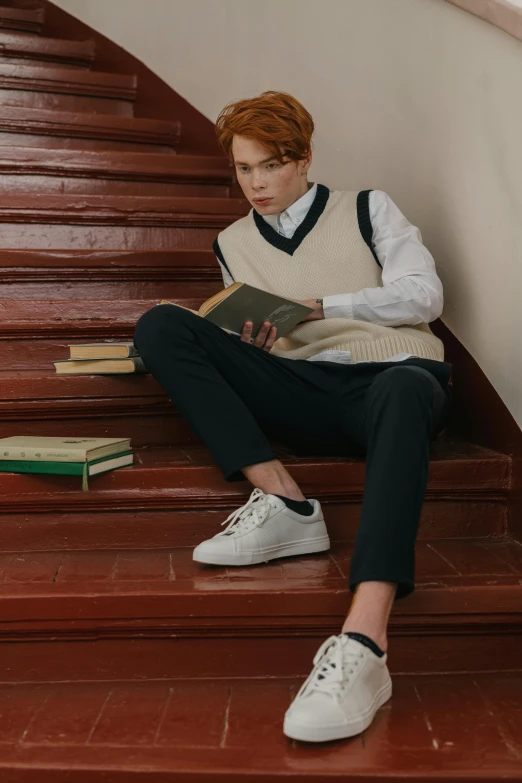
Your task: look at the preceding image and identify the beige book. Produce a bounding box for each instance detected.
[160,281,314,339]
[69,342,139,360]
[53,357,147,375]
[0,436,131,463]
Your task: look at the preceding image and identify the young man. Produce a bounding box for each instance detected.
[134,90,452,744]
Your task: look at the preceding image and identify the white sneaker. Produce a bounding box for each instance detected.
[283,634,392,743]
[192,487,330,566]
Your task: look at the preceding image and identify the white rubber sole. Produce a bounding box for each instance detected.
[283,679,392,743]
[192,534,331,566]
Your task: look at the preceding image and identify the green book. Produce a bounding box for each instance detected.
[0,450,134,491]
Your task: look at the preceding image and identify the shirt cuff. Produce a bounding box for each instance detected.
[323,293,355,320]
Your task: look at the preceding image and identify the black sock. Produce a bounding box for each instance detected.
[343,631,385,658]
[273,494,314,516]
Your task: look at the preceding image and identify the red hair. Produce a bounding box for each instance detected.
[215,90,314,165]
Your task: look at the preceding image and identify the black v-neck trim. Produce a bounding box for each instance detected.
[252,183,330,256]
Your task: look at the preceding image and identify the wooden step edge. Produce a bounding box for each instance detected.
[0,106,181,146]
[0,5,44,34]
[0,452,511,513]
[0,742,520,783]
[0,149,235,183]
[0,249,218,269]
[0,190,248,214]
[0,62,137,100]
[0,31,95,67]
[0,582,520,640]
[0,146,233,177]
[0,299,196,338]
[0,265,221,283]
[0,195,248,225]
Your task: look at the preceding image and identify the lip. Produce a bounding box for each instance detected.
[253,198,272,204]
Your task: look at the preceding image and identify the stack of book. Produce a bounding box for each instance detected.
[0,437,134,491]
[53,343,147,375]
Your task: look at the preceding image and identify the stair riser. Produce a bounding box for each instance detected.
[0,502,505,552]
[0,87,134,116]
[0,280,217,304]
[0,225,218,250]
[0,10,44,35]
[0,175,231,198]
[0,133,175,151]
[0,411,197,446]
[0,632,519,680]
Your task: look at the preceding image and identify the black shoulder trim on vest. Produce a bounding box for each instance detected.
[252,183,330,256]
[212,237,233,279]
[356,190,382,269]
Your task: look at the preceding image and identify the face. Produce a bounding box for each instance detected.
[232,135,312,214]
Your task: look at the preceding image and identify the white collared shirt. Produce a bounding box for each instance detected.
[215,184,444,364]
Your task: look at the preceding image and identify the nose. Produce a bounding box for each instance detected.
[251,169,267,190]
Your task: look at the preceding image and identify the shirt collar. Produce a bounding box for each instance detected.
[261,182,318,231]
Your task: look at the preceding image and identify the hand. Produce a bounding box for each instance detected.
[296,298,325,322]
[241,320,278,352]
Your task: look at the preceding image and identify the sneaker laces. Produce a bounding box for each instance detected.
[294,635,363,702]
[218,488,273,537]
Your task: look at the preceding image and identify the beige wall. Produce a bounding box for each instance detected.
[54,0,522,428]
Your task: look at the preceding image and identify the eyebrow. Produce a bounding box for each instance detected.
[234,156,278,166]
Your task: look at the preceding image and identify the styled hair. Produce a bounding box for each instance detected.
[215,90,314,165]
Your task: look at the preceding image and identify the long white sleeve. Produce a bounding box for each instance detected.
[322,190,444,326]
[216,257,235,288]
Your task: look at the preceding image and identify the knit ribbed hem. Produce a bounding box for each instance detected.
[272,329,445,364]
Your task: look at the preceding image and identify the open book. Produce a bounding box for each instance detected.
[160,282,314,339]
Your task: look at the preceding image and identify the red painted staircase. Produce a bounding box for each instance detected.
[0,1,521,780]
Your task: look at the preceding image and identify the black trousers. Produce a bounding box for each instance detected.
[134,304,453,600]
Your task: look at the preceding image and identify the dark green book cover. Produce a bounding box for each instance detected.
[0,450,134,491]
[203,283,314,338]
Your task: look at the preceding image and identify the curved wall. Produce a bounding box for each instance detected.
[52,0,522,428]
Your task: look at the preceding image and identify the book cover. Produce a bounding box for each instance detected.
[160,282,313,340]
[0,451,134,491]
[0,436,131,463]
[69,342,140,360]
[53,357,147,375]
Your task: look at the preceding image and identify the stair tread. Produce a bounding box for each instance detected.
[0,539,521,591]
[0,190,248,213]
[0,61,137,97]
[0,439,511,498]
[0,147,234,181]
[0,671,520,776]
[0,248,216,268]
[0,30,94,66]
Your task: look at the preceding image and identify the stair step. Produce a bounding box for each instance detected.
[0,147,235,196]
[0,672,520,780]
[0,105,180,151]
[0,30,94,68]
[0,4,44,34]
[0,193,249,249]
[0,299,199,339]
[0,541,520,678]
[0,442,509,546]
[0,249,222,300]
[0,62,136,115]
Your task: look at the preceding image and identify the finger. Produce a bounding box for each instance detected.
[240,321,253,342]
[263,325,278,352]
[253,321,271,347]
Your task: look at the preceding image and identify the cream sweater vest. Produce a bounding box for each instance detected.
[215,185,445,364]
